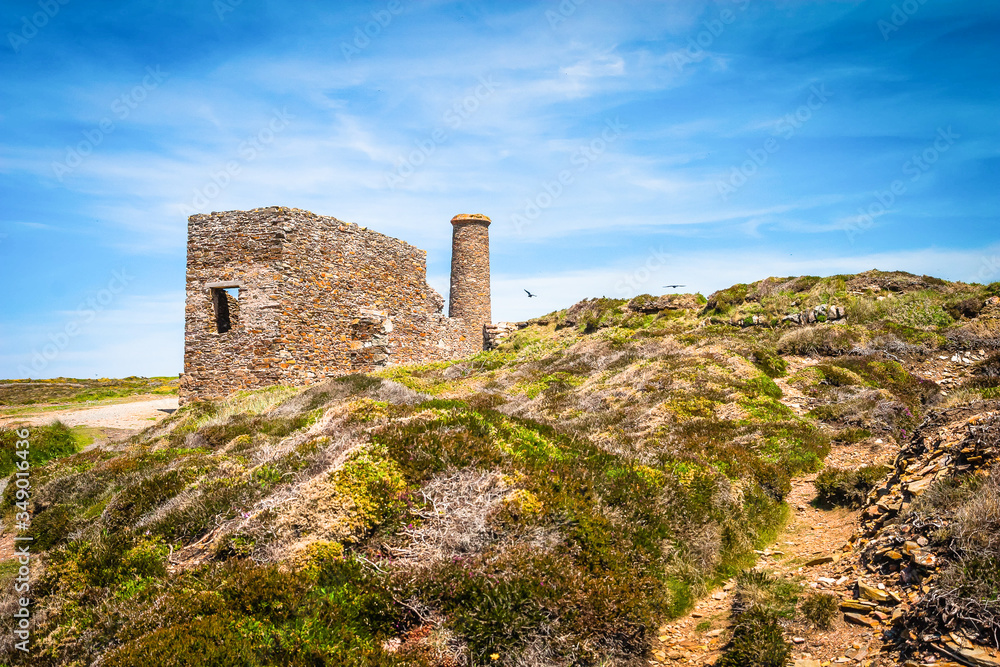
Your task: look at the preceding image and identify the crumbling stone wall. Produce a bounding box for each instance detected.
[484,322,525,350]
[181,207,483,403]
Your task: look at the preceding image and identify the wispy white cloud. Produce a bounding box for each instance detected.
[1,0,997,378]
[478,242,1000,323]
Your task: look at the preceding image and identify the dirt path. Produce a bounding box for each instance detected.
[649,469,885,666]
[648,358,898,666]
[0,395,178,431]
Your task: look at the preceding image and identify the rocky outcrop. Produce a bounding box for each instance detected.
[627,293,702,313]
[844,270,950,295]
[781,304,847,326]
[484,321,526,350]
[711,303,848,328]
[847,402,1000,665]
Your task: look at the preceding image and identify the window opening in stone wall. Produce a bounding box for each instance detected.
[211,287,239,333]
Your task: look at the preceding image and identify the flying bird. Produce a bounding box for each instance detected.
[524,289,537,298]
[662,285,686,289]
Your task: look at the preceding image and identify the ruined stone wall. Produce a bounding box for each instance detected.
[181,207,481,403]
[181,209,286,401]
[448,214,491,347]
[484,322,526,350]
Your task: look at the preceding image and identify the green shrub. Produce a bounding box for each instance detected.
[907,467,1000,643]
[103,469,191,530]
[834,427,872,444]
[746,347,788,378]
[716,607,792,667]
[742,375,783,400]
[413,549,568,660]
[814,364,863,386]
[330,445,408,536]
[104,613,269,667]
[776,326,860,356]
[39,534,168,599]
[718,570,798,667]
[730,569,801,619]
[800,592,838,629]
[704,284,752,316]
[0,421,80,476]
[815,465,890,507]
[848,292,954,327]
[147,477,252,542]
[102,557,401,667]
[332,372,383,395]
[30,503,77,549]
[199,413,313,449]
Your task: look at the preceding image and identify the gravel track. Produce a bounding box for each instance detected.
[0,396,179,431]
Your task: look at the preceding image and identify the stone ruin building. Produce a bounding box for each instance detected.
[179,207,495,403]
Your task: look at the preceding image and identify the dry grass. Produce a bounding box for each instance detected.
[390,468,509,561]
[273,457,362,554]
[848,334,930,359]
[385,468,559,567]
[198,385,302,429]
[777,326,859,356]
[950,466,1000,560]
[949,318,1000,350]
[940,388,993,409]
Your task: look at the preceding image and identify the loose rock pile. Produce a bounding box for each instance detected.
[627,293,703,313]
[847,402,1000,666]
[712,303,848,328]
[484,321,526,350]
[781,304,848,326]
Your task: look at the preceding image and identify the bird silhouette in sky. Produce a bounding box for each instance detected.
[662,285,686,289]
[524,289,537,298]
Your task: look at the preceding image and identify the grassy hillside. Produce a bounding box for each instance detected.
[0,377,178,409]
[1,271,998,666]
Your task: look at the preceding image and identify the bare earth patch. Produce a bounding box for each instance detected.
[0,395,178,431]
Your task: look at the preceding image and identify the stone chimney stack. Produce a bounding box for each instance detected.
[448,213,491,349]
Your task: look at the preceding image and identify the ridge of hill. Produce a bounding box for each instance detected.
[1,270,998,666]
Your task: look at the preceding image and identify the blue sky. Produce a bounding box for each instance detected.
[1,0,998,378]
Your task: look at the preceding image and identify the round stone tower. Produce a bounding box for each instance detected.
[448,213,491,349]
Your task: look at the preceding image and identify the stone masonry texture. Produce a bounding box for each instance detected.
[448,214,491,348]
[180,206,489,403]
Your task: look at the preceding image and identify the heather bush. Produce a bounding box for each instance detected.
[800,592,838,629]
[715,607,791,667]
[815,465,890,508]
[0,421,80,476]
[0,291,882,665]
[777,326,860,356]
